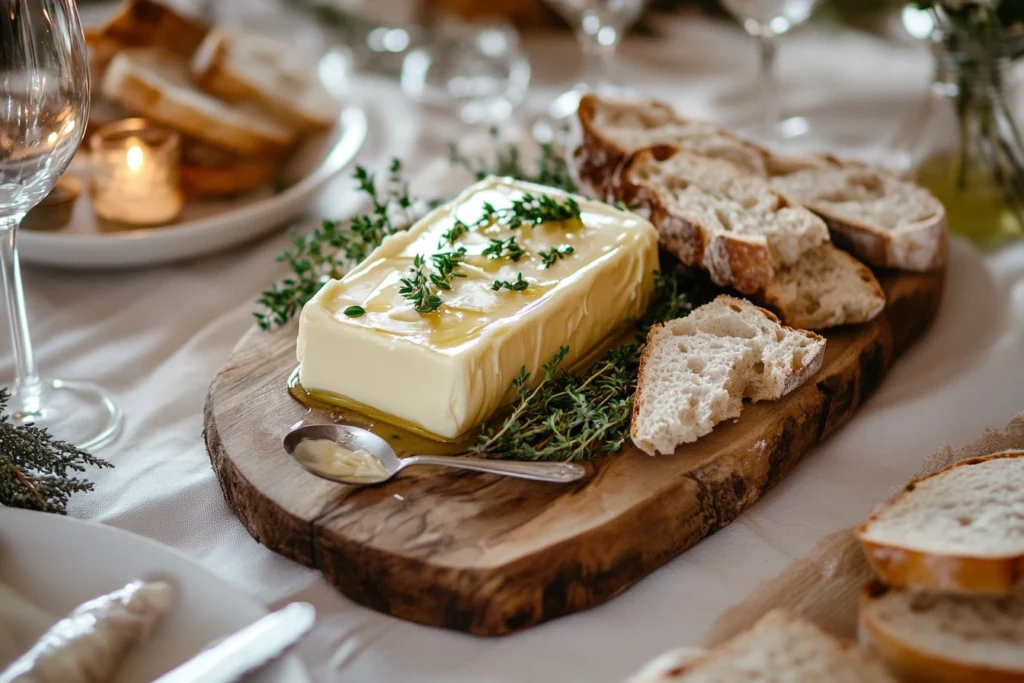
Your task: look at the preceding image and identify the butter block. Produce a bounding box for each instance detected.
[297,177,660,439]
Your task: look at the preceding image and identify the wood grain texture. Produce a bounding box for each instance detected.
[204,269,944,636]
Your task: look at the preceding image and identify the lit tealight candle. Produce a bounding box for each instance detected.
[89,118,183,226]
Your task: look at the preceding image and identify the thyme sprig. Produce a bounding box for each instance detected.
[480,194,581,230]
[399,255,443,313]
[449,126,578,193]
[482,236,525,262]
[539,245,575,268]
[491,272,530,292]
[0,388,112,514]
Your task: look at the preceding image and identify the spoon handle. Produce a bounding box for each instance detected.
[402,455,585,483]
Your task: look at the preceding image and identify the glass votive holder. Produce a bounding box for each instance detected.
[89,118,184,227]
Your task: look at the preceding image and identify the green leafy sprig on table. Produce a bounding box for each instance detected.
[255,135,715,461]
[448,127,578,194]
[0,388,112,514]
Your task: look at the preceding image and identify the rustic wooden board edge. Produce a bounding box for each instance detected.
[205,268,944,636]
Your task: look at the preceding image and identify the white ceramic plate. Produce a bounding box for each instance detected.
[0,507,310,683]
[18,106,368,269]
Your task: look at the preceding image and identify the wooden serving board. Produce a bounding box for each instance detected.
[204,269,944,636]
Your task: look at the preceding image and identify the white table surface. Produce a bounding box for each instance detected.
[4,13,1024,683]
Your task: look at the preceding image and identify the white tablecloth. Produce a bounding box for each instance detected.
[5,14,1024,682]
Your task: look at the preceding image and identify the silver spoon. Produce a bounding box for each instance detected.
[283,424,586,485]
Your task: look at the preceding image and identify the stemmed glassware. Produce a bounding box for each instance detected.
[542,0,648,121]
[719,0,824,145]
[0,0,122,448]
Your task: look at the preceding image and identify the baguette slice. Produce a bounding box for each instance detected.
[856,450,1024,595]
[192,27,341,131]
[100,0,209,58]
[860,581,1024,683]
[179,139,279,199]
[618,146,829,295]
[101,48,297,156]
[575,94,767,202]
[631,295,825,456]
[764,244,886,330]
[771,165,947,272]
[622,610,896,682]
[575,94,947,271]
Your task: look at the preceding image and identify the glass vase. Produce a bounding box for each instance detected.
[907,32,1024,249]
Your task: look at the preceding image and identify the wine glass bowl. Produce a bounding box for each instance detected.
[0,0,122,449]
[720,0,820,35]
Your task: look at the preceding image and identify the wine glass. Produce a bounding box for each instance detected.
[0,0,123,449]
[719,0,823,145]
[542,0,648,122]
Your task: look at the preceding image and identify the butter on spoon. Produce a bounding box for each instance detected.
[283,424,586,485]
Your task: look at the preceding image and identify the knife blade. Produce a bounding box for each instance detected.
[153,602,316,683]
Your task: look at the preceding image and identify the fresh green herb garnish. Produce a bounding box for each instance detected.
[615,200,631,211]
[473,263,712,462]
[449,126,577,193]
[480,194,581,230]
[538,245,575,268]
[481,236,525,262]
[0,388,112,513]
[439,219,470,247]
[399,255,443,313]
[254,160,413,330]
[429,248,469,290]
[491,272,530,292]
[344,305,366,317]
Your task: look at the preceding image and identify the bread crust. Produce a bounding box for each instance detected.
[859,581,1024,683]
[821,210,949,272]
[102,49,296,156]
[629,322,663,456]
[856,451,1024,595]
[101,0,209,58]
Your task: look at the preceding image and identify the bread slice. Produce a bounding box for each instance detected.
[618,146,829,295]
[574,94,947,272]
[101,48,297,156]
[99,0,209,59]
[179,139,279,199]
[622,610,896,682]
[575,93,767,202]
[860,581,1024,683]
[771,166,947,272]
[764,244,886,330]
[192,27,341,131]
[631,295,825,456]
[856,451,1024,595]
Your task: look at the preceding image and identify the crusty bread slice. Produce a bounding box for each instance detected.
[622,610,897,682]
[179,139,279,199]
[771,166,947,272]
[631,295,825,456]
[856,451,1024,595]
[100,0,209,58]
[860,581,1024,683]
[101,48,297,156]
[575,94,768,202]
[574,94,947,272]
[192,27,341,131]
[618,146,829,295]
[764,244,886,330]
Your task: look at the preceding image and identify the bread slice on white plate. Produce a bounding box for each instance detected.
[856,450,1024,595]
[621,610,896,682]
[192,27,341,131]
[764,244,886,330]
[574,94,947,272]
[574,93,768,202]
[631,295,825,456]
[771,165,947,272]
[101,48,297,156]
[618,146,829,295]
[860,581,1024,683]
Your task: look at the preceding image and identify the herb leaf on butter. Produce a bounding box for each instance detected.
[429,248,469,291]
[399,255,444,313]
[538,245,575,268]
[491,272,529,292]
[481,236,525,262]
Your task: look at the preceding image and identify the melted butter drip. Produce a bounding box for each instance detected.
[318,183,639,349]
[293,439,390,479]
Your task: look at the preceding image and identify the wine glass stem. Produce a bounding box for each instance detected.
[576,14,617,90]
[0,215,43,418]
[758,31,779,138]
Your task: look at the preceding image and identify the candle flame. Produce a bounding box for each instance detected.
[126,145,144,172]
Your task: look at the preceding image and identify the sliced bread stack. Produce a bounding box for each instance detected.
[575,93,947,274]
[622,610,897,682]
[630,295,825,456]
[855,451,1024,682]
[617,146,886,329]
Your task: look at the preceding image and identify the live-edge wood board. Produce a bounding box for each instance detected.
[204,268,944,636]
